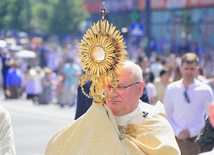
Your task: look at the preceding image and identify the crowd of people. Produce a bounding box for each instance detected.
[46,53,214,155]
[1,31,214,154]
[0,33,82,107]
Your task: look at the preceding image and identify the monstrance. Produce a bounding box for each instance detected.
[78,2,127,104]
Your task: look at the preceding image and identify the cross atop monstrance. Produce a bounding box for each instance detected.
[99,2,109,20]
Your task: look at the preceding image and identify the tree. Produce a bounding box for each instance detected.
[30,0,56,34]
[0,0,27,31]
[0,0,88,35]
[0,1,8,29]
[49,0,88,35]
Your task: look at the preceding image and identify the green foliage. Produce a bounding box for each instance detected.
[49,0,88,35]
[0,0,89,35]
[30,0,54,33]
[0,0,25,30]
[0,1,8,29]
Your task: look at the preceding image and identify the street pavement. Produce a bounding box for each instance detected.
[0,92,76,155]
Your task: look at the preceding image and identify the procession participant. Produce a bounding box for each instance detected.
[198,102,214,155]
[45,60,180,155]
[164,53,213,155]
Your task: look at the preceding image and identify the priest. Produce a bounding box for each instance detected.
[45,60,180,155]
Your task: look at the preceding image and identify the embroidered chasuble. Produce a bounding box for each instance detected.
[45,101,180,155]
[0,106,16,155]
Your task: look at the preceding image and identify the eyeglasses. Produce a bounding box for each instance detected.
[184,90,190,103]
[106,82,140,92]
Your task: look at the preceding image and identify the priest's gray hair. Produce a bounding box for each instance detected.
[122,60,143,82]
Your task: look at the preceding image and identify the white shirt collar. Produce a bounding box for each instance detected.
[114,105,140,126]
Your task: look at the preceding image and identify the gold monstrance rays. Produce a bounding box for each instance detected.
[78,2,127,103]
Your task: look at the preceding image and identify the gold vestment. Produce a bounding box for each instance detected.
[45,101,180,155]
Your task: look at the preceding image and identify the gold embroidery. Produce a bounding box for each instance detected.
[124,124,137,135]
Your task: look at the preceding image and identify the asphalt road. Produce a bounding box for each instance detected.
[0,93,76,155]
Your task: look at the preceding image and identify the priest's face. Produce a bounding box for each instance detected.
[105,68,144,116]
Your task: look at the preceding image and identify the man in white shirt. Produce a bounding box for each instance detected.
[164,53,214,155]
[0,105,16,155]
